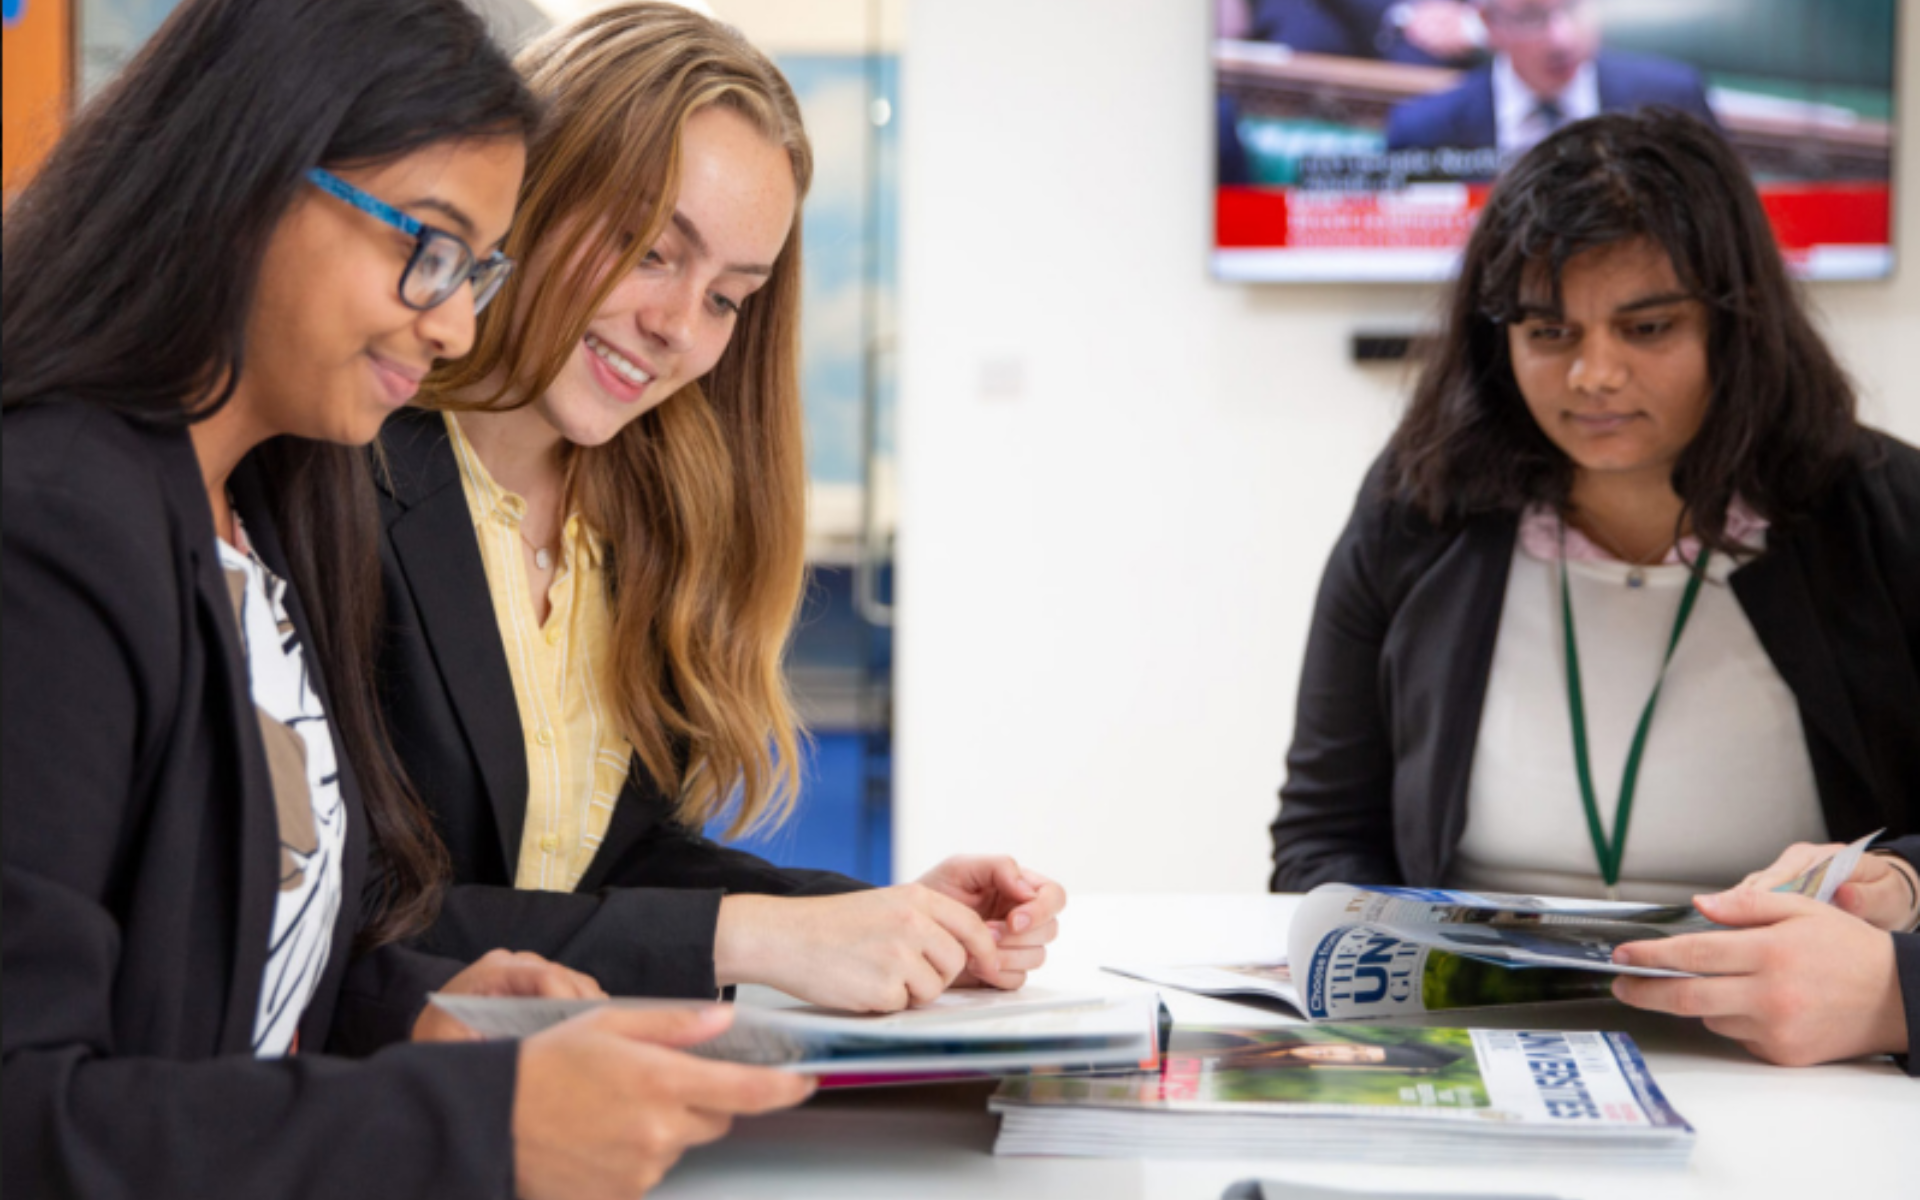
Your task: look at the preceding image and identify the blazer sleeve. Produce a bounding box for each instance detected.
[1270,464,1406,892]
[1877,834,1920,1077]
[1894,932,1920,1078]
[3,449,517,1200]
[419,776,868,999]
[327,942,466,1055]
[421,881,728,999]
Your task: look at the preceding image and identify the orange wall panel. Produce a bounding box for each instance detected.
[4,0,74,197]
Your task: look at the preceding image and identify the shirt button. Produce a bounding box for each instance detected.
[539,834,560,854]
[535,729,554,747]
[545,626,562,646]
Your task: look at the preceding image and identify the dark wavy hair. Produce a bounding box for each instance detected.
[1386,108,1860,556]
[1,0,540,948]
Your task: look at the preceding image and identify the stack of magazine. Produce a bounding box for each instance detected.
[992,1023,1695,1165]
[1110,833,1875,1020]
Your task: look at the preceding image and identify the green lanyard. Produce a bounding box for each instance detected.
[1559,529,1709,900]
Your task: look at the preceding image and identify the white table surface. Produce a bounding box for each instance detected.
[654,894,1916,1199]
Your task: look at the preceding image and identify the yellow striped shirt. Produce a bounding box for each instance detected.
[445,413,633,893]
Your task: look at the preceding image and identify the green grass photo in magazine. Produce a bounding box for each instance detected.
[1420,951,1618,1010]
[1019,1026,1491,1110]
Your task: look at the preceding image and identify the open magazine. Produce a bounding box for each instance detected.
[991,1022,1694,1166]
[1110,833,1876,1022]
[426,988,1167,1081]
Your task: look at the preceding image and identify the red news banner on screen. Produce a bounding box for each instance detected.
[1216,182,1892,279]
[1211,1,1899,283]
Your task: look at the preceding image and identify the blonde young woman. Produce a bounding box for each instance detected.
[376,3,1064,1011]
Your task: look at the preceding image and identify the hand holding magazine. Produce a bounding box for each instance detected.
[1111,834,1878,1021]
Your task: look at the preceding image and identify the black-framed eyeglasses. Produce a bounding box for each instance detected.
[305,167,515,314]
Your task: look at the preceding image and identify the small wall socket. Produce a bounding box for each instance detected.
[1350,331,1433,364]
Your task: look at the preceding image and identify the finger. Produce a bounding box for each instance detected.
[991,944,1048,973]
[579,1003,735,1047]
[1612,930,1766,976]
[1692,887,1828,929]
[519,961,607,1000]
[672,1108,737,1151]
[1611,973,1755,1019]
[1008,870,1064,928]
[954,967,1027,992]
[992,857,1038,905]
[916,917,969,986]
[1701,1013,1767,1043]
[1006,877,1065,934]
[903,956,949,1006]
[412,1009,481,1043]
[918,855,990,897]
[661,1056,818,1114]
[1739,844,1834,892]
[997,917,1059,950]
[1832,879,1903,930]
[919,891,1002,978]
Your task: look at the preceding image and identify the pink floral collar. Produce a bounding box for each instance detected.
[1518,499,1769,565]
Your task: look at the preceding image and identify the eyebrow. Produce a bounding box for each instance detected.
[671,210,774,278]
[403,197,479,242]
[1515,291,1695,321]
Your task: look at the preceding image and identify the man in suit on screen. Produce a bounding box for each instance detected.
[1250,0,1485,66]
[1385,0,1718,156]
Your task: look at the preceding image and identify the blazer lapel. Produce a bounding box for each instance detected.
[1731,533,1882,832]
[1416,513,1518,885]
[378,412,532,865]
[157,434,278,1053]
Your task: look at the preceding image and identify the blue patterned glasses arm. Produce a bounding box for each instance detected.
[304,168,515,314]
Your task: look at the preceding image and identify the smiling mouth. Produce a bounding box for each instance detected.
[585,332,654,388]
[368,353,426,405]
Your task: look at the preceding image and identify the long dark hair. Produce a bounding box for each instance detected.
[1387,109,1859,555]
[1,0,540,948]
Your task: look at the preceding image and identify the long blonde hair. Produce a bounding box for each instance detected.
[425,2,811,837]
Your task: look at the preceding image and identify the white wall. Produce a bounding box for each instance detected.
[894,0,1920,893]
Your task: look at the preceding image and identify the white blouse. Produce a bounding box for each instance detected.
[219,524,347,1056]
[1446,537,1828,904]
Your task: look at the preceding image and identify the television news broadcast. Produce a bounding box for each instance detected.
[1214,0,1901,281]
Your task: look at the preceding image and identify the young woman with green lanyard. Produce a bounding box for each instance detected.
[1269,110,1918,1069]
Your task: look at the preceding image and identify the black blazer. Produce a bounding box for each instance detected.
[373,407,865,999]
[3,404,517,1198]
[1271,428,1920,894]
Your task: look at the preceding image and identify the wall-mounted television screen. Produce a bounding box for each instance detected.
[1214,0,1901,282]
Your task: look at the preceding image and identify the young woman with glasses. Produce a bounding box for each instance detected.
[2,2,809,1197]
[376,2,1066,1014]
[1268,109,1917,1071]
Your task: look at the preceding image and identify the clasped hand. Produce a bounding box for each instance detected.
[715,855,1067,1012]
